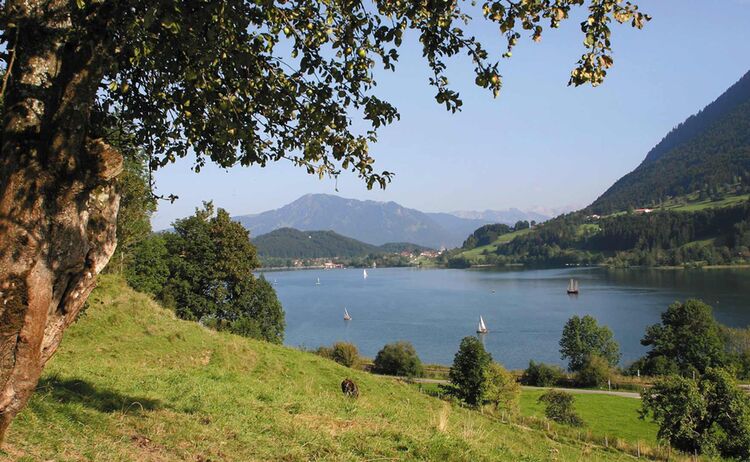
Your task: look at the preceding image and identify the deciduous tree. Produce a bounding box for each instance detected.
[559,314,620,371]
[640,368,750,458]
[447,336,492,406]
[640,300,726,375]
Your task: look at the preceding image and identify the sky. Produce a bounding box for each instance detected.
[151,0,750,229]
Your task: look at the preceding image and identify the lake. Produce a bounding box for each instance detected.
[264,267,750,369]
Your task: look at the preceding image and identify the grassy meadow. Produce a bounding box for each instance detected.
[519,389,658,445]
[459,228,533,261]
[0,275,660,462]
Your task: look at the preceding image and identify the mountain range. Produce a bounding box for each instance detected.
[234,194,548,248]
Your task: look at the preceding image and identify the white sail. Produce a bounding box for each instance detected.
[477,315,488,333]
[568,279,574,291]
[344,308,351,320]
[316,277,321,285]
[363,269,368,279]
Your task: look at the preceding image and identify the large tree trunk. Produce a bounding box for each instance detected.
[0,1,120,443]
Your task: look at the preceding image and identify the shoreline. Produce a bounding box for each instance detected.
[258,262,750,272]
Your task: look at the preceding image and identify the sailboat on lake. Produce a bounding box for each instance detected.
[476,315,489,334]
[363,269,368,279]
[343,308,352,321]
[567,278,579,294]
[316,277,321,286]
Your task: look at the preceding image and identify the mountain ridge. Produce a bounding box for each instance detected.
[234,194,548,248]
[590,70,750,213]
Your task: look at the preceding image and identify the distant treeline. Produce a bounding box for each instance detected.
[451,200,750,268]
[252,227,431,260]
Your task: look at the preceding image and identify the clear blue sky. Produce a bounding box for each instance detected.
[152,0,750,229]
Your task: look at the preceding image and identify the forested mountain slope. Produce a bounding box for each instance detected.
[590,70,750,214]
[252,228,380,258]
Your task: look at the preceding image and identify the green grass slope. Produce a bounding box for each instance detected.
[520,390,657,445]
[459,228,533,261]
[1,276,642,461]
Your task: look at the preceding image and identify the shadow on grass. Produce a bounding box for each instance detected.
[36,375,163,414]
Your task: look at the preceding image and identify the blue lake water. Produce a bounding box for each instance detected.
[264,267,750,369]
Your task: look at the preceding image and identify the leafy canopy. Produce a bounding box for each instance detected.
[50,0,649,191]
[559,314,620,371]
[640,368,750,459]
[134,202,286,343]
[640,299,726,375]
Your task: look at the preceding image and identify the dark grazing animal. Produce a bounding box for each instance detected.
[341,378,359,398]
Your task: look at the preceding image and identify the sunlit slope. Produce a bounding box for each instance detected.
[3,276,637,461]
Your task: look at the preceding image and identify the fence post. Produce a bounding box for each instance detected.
[604,435,608,448]
[637,442,640,458]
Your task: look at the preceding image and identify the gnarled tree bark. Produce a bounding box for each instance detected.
[0,1,120,443]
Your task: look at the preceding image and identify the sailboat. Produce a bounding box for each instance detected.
[343,308,352,321]
[567,278,579,294]
[316,277,321,286]
[476,315,489,334]
[363,269,368,279]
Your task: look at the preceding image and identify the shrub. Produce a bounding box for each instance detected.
[372,341,423,377]
[574,355,611,387]
[520,361,565,387]
[447,337,492,406]
[483,362,520,416]
[538,390,583,427]
[315,345,334,359]
[327,342,359,368]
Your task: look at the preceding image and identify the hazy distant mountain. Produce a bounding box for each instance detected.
[422,212,490,242]
[448,208,550,224]
[234,194,543,248]
[235,194,456,248]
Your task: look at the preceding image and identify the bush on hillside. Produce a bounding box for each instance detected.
[483,362,520,417]
[520,361,565,387]
[372,341,423,377]
[539,390,583,427]
[317,342,359,368]
[574,355,611,388]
